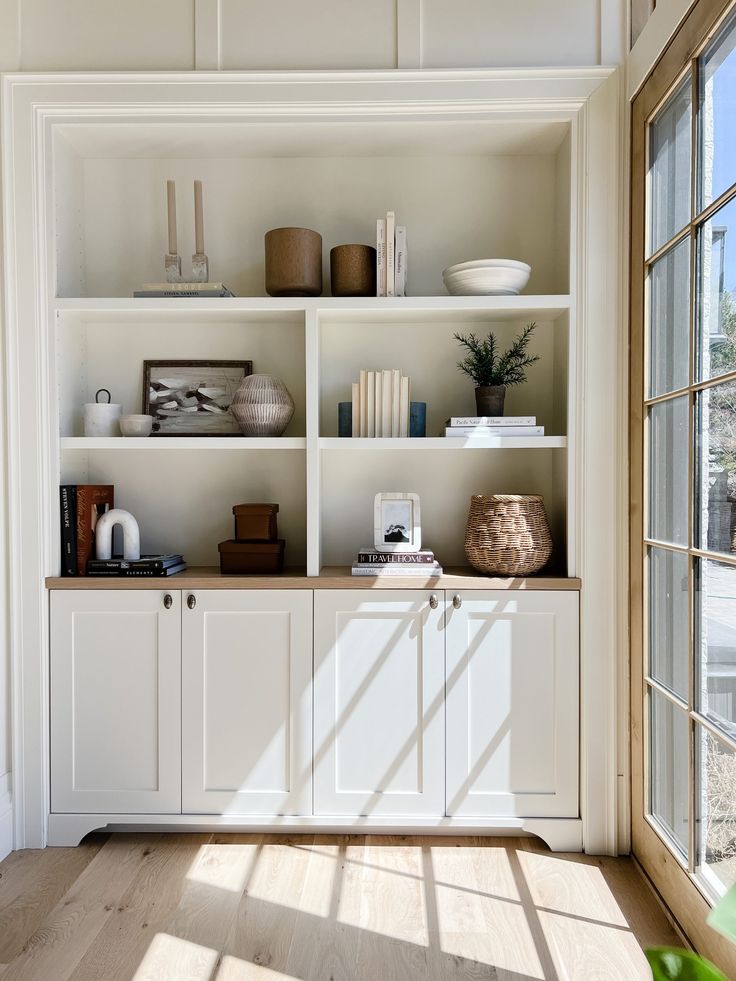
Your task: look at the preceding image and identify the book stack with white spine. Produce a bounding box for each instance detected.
[444,415,544,437]
[352,547,442,577]
[376,211,407,297]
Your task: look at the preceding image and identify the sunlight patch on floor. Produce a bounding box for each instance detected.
[538,909,652,980]
[185,843,261,893]
[517,850,630,926]
[215,954,302,980]
[246,841,332,917]
[132,933,219,980]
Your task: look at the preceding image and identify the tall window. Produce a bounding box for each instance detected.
[634,4,736,910]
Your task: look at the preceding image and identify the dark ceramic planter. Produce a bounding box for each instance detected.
[474,385,506,416]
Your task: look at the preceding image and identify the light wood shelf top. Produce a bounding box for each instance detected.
[46,566,581,590]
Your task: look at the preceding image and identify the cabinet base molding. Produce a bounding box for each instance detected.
[47,813,583,851]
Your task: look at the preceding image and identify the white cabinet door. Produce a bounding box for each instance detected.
[314,590,445,817]
[445,591,579,818]
[50,590,182,814]
[182,590,312,815]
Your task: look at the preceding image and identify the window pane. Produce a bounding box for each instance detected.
[696,379,736,556]
[697,196,736,381]
[697,728,736,893]
[696,558,736,737]
[699,11,736,209]
[650,77,692,255]
[649,547,689,699]
[648,237,691,398]
[648,396,689,545]
[650,687,689,855]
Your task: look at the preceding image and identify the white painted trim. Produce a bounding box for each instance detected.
[600,0,627,66]
[626,0,696,99]
[194,0,220,71]
[397,0,422,69]
[0,772,12,860]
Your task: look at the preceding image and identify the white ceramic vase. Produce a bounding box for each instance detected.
[230,374,295,436]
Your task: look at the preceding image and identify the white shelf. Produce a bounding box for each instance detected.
[54,295,571,324]
[319,437,566,449]
[60,437,306,450]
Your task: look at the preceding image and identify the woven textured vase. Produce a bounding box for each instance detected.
[464,494,552,576]
[230,374,295,436]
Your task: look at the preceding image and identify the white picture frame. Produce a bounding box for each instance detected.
[373,492,421,552]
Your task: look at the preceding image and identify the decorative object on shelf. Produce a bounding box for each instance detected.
[87,554,186,577]
[444,415,544,438]
[120,414,153,437]
[76,485,114,576]
[375,212,407,296]
[143,360,252,436]
[230,374,295,436]
[464,494,552,576]
[455,323,539,417]
[350,369,411,437]
[265,227,322,296]
[165,179,182,282]
[442,258,531,296]
[374,492,421,552]
[232,503,279,542]
[191,179,209,282]
[59,486,77,577]
[409,402,426,438]
[218,539,286,574]
[338,402,352,437]
[352,544,441,577]
[330,244,377,296]
[95,508,141,562]
[83,388,121,437]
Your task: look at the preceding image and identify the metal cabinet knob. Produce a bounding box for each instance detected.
[163,593,173,610]
[187,594,196,610]
[429,594,438,609]
[452,594,462,609]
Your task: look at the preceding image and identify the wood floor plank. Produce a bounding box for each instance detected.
[66,834,212,981]
[1,835,163,981]
[0,835,107,963]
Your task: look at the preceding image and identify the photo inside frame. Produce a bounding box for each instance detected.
[382,500,413,544]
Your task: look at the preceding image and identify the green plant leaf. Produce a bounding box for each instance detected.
[646,947,728,981]
[707,885,736,945]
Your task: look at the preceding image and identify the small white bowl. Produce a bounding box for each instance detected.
[120,414,153,437]
[442,259,531,296]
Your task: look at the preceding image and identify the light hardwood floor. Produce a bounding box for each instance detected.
[0,834,680,980]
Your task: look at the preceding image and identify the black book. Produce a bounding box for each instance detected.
[60,485,77,576]
[86,562,187,578]
[86,553,184,572]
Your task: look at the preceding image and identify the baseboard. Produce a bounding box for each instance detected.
[0,774,12,861]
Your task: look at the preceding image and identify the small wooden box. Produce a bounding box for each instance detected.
[233,503,279,542]
[218,539,285,574]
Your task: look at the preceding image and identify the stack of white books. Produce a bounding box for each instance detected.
[444,415,545,437]
[352,547,442,577]
[351,369,411,437]
[376,211,407,297]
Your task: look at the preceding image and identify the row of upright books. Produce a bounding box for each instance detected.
[352,547,442,577]
[376,211,407,297]
[443,415,545,438]
[351,369,411,437]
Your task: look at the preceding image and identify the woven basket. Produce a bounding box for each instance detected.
[464,494,552,576]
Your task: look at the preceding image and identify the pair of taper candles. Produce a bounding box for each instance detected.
[165,179,207,282]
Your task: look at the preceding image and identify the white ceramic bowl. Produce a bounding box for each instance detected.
[120,414,153,437]
[442,259,531,295]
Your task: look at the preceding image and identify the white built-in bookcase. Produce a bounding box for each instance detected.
[3,70,622,851]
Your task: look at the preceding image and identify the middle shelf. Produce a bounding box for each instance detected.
[60,436,566,451]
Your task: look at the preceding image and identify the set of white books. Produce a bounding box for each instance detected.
[351,370,411,437]
[376,211,407,297]
[444,416,545,437]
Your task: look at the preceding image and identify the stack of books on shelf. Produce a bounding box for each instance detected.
[133,282,234,298]
[376,211,407,297]
[87,554,187,577]
[351,369,411,437]
[352,547,442,577]
[444,415,545,438]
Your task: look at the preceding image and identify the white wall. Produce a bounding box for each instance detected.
[0,0,625,856]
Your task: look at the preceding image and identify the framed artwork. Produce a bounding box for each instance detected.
[142,360,252,436]
[373,492,421,552]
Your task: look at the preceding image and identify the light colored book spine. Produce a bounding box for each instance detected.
[351,382,360,437]
[448,416,536,427]
[376,219,386,297]
[367,371,375,438]
[386,211,396,297]
[391,369,401,436]
[381,369,392,436]
[395,226,407,297]
[352,564,443,577]
[374,372,383,437]
[444,425,545,437]
[399,375,410,437]
[359,369,367,437]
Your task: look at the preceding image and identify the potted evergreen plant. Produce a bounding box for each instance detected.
[454,322,539,416]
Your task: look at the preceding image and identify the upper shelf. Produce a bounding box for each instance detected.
[61,437,306,451]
